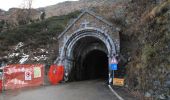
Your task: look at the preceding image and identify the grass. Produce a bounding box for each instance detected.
[0,11,80,45]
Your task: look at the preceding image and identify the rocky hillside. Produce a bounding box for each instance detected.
[0,9,6,19]
[0,0,128,30]
[0,0,164,27]
[120,0,170,99]
[0,0,169,99]
[42,0,129,18]
[0,11,80,65]
[0,8,42,22]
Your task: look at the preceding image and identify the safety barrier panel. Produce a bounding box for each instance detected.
[0,79,2,92]
[3,64,44,90]
[0,67,3,92]
[48,65,64,85]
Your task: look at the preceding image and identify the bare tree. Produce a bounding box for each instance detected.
[16,0,33,25]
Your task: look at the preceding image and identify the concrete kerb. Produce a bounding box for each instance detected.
[108,85,124,100]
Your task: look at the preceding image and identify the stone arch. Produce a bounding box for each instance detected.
[57,27,117,83]
[61,27,116,59]
[55,10,120,84]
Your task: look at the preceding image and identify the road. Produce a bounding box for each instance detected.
[0,80,120,100]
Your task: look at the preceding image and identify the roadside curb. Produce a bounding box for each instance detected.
[108,85,124,100]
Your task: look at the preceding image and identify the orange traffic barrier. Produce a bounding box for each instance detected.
[0,80,2,92]
[3,64,44,90]
[48,65,64,85]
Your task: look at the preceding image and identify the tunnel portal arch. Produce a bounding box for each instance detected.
[55,10,120,84]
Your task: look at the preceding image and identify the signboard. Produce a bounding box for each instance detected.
[3,64,44,90]
[25,71,32,80]
[113,78,124,86]
[34,67,41,78]
[110,64,118,70]
[109,57,118,70]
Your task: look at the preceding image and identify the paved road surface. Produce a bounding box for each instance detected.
[0,80,119,100]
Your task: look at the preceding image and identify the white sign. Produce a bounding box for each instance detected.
[34,67,41,78]
[111,57,118,64]
[25,71,32,80]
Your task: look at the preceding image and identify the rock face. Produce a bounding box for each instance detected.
[0,9,6,20]
[121,0,170,99]
[42,0,129,18]
[0,8,42,28]
[0,11,80,66]
[0,0,129,28]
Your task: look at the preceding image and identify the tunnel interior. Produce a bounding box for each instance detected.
[82,50,108,80]
[69,36,109,81]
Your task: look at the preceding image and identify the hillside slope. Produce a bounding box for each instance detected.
[42,0,129,18]
[0,0,128,30]
[0,11,80,65]
[0,0,169,99]
[121,0,170,99]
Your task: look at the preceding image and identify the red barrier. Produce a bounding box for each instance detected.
[0,69,2,93]
[48,65,64,85]
[0,80,2,92]
[3,64,44,90]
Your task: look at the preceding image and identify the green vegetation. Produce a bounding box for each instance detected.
[0,11,80,45]
[124,1,170,98]
[0,20,5,32]
[141,44,156,64]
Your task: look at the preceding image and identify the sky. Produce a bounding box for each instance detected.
[0,0,78,11]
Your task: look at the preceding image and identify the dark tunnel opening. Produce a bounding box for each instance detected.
[82,50,108,80]
[69,36,109,82]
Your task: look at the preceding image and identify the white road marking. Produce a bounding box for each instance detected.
[108,85,124,100]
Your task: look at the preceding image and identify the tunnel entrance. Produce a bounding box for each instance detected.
[68,36,109,81]
[82,50,108,80]
[56,10,120,84]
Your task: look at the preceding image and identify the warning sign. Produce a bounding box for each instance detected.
[25,71,32,80]
[113,78,124,86]
[110,57,118,64]
[34,67,41,78]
